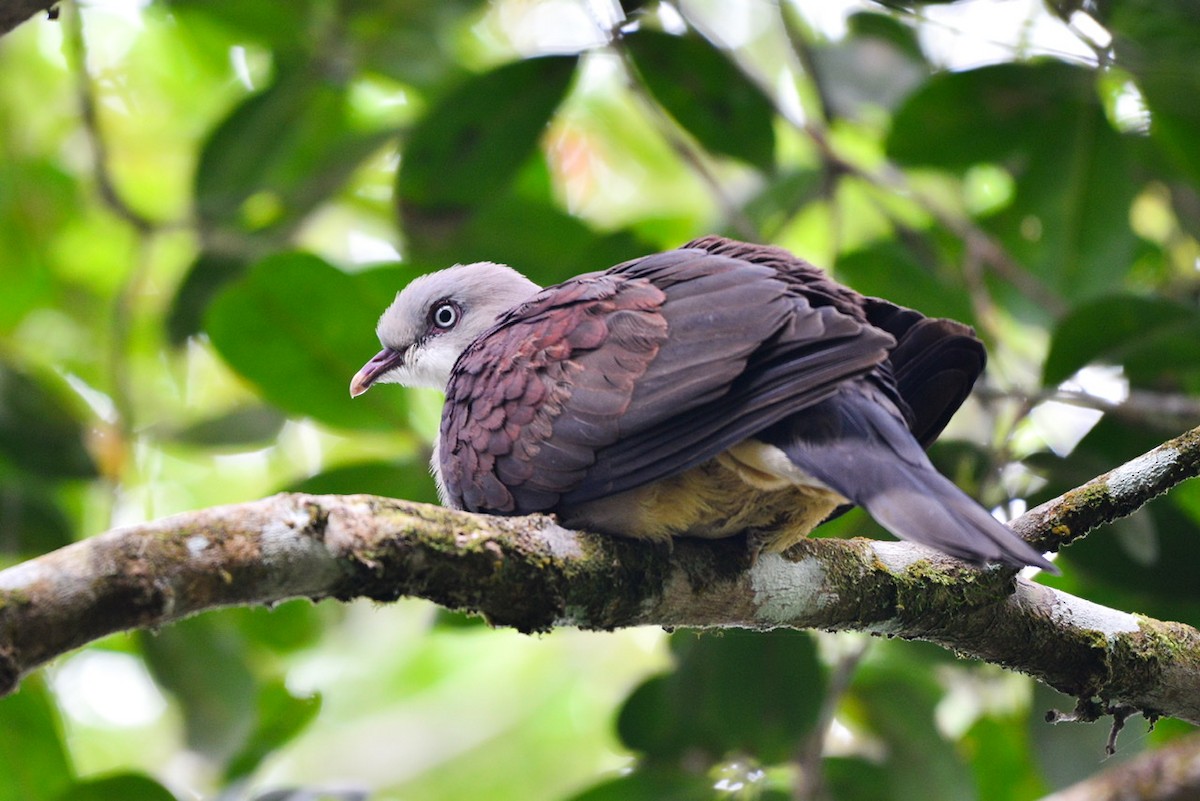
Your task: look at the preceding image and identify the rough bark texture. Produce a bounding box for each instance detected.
[2,424,1200,722]
[1,488,1199,724]
[0,0,56,37]
[1013,424,1200,554]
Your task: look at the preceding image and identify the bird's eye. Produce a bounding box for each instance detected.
[431,301,459,330]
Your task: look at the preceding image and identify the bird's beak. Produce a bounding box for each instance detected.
[350,347,404,397]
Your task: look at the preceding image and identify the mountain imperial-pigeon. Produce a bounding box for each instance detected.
[351,236,1053,571]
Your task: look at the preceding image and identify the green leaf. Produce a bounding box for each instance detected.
[843,652,974,801]
[889,61,1141,300]
[0,676,73,801]
[564,768,715,801]
[205,253,412,431]
[1042,294,1200,386]
[626,30,775,172]
[228,600,327,655]
[743,169,823,238]
[988,123,1140,302]
[0,159,78,332]
[0,478,74,557]
[824,757,896,801]
[404,191,649,287]
[140,616,258,763]
[1105,0,1200,189]
[396,56,578,210]
[163,0,319,55]
[167,252,249,345]
[166,405,288,449]
[617,630,826,765]
[0,363,95,480]
[348,0,485,90]
[225,681,322,782]
[889,62,1095,169]
[285,458,439,505]
[835,241,975,326]
[56,774,177,801]
[962,715,1045,801]
[195,67,392,233]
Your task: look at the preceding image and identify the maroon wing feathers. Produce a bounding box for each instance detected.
[440,248,896,516]
[440,274,667,513]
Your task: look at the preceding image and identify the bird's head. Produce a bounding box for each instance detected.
[350,261,541,397]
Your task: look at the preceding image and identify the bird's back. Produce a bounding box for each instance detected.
[439,244,893,515]
[421,237,1051,570]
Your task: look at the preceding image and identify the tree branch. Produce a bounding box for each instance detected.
[1040,730,1200,801]
[2,428,1200,725]
[974,384,1200,434]
[1013,422,1200,554]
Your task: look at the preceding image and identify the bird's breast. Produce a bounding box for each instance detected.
[559,447,846,553]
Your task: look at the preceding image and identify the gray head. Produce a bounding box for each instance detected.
[350,261,541,396]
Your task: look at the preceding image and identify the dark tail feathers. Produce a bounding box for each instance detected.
[762,387,1056,572]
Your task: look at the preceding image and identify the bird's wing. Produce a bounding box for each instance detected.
[440,249,894,514]
[683,235,988,449]
[861,297,986,448]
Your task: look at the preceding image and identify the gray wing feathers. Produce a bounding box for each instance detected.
[762,387,1055,571]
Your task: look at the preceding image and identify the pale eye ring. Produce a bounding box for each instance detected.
[431,301,459,329]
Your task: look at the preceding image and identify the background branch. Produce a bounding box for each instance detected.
[1041,729,1200,801]
[63,3,156,235]
[975,384,1200,434]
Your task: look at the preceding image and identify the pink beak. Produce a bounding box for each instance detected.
[350,347,404,397]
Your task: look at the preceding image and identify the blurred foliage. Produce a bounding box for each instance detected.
[1,0,1199,798]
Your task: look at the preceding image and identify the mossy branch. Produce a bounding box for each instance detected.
[1,425,1199,725]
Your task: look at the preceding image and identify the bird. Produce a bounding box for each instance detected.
[350,236,1054,571]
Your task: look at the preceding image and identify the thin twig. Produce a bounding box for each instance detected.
[805,126,1071,318]
[876,157,1069,317]
[62,3,156,234]
[1011,422,1200,553]
[959,224,1006,344]
[778,0,833,128]
[974,385,1200,433]
[609,32,761,241]
[63,4,164,523]
[793,637,870,801]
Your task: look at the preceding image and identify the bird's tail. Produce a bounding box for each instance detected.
[762,388,1056,572]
